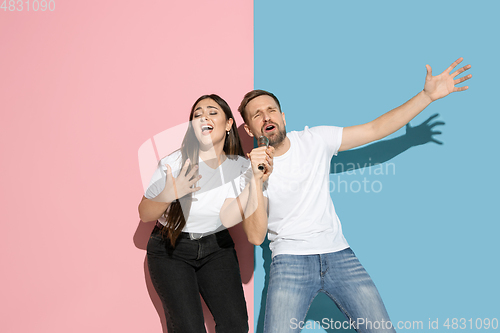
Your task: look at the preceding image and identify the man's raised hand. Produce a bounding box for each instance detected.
[423,57,472,102]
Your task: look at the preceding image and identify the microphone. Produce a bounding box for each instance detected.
[257,136,269,171]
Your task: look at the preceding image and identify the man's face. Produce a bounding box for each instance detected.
[244,95,286,147]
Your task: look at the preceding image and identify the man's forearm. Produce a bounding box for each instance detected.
[242,177,268,246]
[340,91,433,152]
[371,90,433,141]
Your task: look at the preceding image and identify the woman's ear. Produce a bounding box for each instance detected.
[226,117,234,131]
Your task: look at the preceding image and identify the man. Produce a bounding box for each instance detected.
[238,58,471,333]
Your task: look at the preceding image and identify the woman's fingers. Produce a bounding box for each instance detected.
[188,174,202,187]
[188,185,201,193]
[164,164,172,178]
[185,163,199,181]
[164,159,202,198]
[180,158,191,176]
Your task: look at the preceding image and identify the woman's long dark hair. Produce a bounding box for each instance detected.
[161,94,244,246]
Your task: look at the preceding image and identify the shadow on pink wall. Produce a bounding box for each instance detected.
[133,125,255,332]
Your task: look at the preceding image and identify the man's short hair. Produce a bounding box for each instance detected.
[238,90,282,123]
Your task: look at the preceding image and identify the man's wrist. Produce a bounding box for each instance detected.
[420,89,434,104]
[251,176,264,190]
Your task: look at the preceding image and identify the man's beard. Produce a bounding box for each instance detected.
[267,125,286,147]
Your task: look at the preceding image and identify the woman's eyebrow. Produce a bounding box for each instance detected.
[194,105,219,113]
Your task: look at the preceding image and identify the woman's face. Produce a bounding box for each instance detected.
[191,98,233,150]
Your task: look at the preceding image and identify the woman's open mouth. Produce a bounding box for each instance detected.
[201,124,213,135]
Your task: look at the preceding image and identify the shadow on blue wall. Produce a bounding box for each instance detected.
[255,114,443,333]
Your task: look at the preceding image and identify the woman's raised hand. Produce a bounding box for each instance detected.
[156,159,202,203]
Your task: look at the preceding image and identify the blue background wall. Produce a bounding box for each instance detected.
[254,0,499,332]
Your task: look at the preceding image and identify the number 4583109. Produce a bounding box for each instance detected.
[1,0,55,11]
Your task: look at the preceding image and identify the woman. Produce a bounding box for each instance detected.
[138,94,272,333]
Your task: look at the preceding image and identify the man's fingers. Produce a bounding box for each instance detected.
[250,148,270,161]
[454,74,472,85]
[451,64,471,78]
[257,160,271,174]
[254,146,268,153]
[250,146,275,175]
[254,155,271,168]
[425,64,433,79]
[264,161,273,175]
[266,147,275,158]
[266,155,273,167]
[445,57,463,74]
[252,156,269,172]
[454,86,469,92]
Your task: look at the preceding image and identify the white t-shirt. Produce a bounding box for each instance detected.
[266,126,349,257]
[144,150,249,233]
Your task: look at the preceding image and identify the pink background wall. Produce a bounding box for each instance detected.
[0,1,254,332]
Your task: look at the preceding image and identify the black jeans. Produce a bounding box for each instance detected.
[147,226,249,333]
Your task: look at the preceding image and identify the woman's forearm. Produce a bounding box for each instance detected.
[138,196,170,222]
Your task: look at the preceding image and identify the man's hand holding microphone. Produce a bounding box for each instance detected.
[247,136,274,183]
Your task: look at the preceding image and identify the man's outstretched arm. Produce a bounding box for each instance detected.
[339,58,471,152]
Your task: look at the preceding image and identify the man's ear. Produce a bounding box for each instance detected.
[282,112,286,126]
[244,124,254,137]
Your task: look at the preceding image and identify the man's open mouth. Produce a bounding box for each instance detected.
[264,124,276,133]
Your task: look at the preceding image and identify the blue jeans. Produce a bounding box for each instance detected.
[147,226,248,333]
[263,248,396,333]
